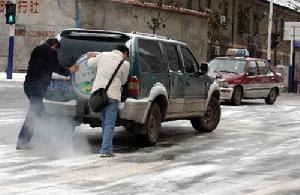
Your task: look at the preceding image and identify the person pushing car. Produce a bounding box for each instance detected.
[16,38,79,150]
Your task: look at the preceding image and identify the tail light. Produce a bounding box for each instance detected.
[128,76,139,97]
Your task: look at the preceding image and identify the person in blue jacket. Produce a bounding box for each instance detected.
[16,38,79,150]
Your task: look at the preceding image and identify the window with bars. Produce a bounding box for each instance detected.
[237,4,250,33]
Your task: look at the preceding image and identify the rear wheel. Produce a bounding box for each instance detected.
[191,96,220,132]
[265,88,278,105]
[231,87,242,105]
[135,103,161,146]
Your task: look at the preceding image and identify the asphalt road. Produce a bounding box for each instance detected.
[1,80,300,195]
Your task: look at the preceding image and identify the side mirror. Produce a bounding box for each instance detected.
[194,63,208,77]
[200,63,208,73]
[185,65,195,73]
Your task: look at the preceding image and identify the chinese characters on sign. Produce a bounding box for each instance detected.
[0,0,9,13]
[29,0,38,13]
[16,28,55,38]
[0,0,39,14]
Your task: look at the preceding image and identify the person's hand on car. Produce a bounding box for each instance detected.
[70,64,79,73]
[87,52,97,58]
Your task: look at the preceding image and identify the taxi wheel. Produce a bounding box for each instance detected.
[231,87,242,105]
[265,88,278,105]
[191,96,220,132]
[136,103,161,146]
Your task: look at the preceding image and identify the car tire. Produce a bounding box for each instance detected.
[231,87,242,105]
[135,103,161,146]
[191,96,220,132]
[265,88,278,105]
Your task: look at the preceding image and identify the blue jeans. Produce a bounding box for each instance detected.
[99,98,119,154]
[17,84,45,146]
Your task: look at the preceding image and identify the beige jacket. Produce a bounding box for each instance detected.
[87,50,130,101]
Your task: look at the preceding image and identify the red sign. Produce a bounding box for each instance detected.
[0,0,39,14]
[29,0,39,13]
[0,0,8,13]
[18,0,28,14]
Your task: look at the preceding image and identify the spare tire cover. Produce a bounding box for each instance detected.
[71,54,97,100]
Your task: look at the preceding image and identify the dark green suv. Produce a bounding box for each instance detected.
[44,29,221,145]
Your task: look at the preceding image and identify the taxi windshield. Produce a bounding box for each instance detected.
[208,58,246,74]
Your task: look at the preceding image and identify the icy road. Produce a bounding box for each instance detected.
[1,79,300,195]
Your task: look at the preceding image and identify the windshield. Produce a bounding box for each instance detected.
[58,35,130,67]
[208,58,246,74]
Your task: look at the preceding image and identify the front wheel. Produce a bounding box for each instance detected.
[191,96,221,132]
[231,87,242,105]
[265,88,278,105]
[135,103,161,146]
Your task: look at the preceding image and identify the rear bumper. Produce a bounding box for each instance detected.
[43,98,150,124]
[43,99,77,116]
[119,99,150,124]
[278,84,284,93]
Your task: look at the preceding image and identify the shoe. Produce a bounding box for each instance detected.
[16,144,32,150]
[16,142,32,150]
[100,153,112,158]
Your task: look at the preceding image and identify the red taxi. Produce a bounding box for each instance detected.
[208,49,284,105]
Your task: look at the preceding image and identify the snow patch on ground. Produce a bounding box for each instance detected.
[0,72,25,82]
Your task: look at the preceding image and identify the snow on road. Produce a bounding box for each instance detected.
[0,72,25,82]
[1,77,300,194]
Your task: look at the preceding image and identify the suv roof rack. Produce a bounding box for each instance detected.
[131,31,169,40]
[60,28,130,41]
[61,28,126,36]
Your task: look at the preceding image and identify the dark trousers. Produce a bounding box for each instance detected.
[17,84,45,146]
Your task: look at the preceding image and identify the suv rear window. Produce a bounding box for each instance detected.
[58,35,129,67]
[138,39,166,73]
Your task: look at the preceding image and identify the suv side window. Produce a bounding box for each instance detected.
[181,47,198,73]
[257,61,271,75]
[164,44,181,71]
[138,39,166,73]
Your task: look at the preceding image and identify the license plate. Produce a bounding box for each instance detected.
[48,80,71,91]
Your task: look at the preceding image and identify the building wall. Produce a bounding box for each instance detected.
[2,0,297,71]
[207,0,300,66]
[130,0,202,11]
[77,0,208,63]
[0,0,208,72]
[0,0,75,72]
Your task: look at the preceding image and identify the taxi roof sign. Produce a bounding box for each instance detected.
[226,48,249,57]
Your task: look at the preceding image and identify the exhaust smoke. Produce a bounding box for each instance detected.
[28,114,92,158]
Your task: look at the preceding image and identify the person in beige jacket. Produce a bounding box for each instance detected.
[87,45,130,157]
